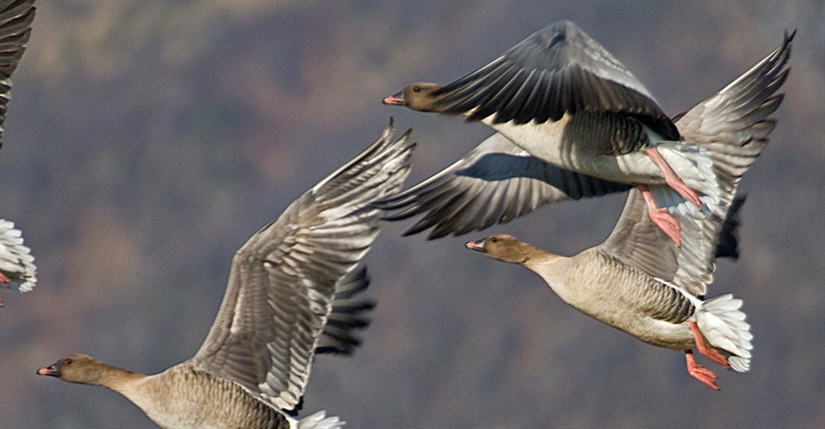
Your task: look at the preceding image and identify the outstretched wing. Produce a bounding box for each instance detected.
[189,120,414,412]
[376,132,629,239]
[431,20,677,139]
[601,31,792,296]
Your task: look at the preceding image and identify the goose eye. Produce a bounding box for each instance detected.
[490,237,498,243]
[412,86,421,92]
[64,358,72,365]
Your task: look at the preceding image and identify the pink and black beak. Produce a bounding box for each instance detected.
[36,362,59,377]
[465,238,486,252]
[382,91,407,106]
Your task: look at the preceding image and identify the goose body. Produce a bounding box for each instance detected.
[38,122,415,428]
[46,357,294,429]
[0,0,36,306]
[383,21,791,244]
[466,184,753,389]
[481,240,714,352]
[379,28,792,242]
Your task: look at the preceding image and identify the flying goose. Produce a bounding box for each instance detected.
[464,194,748,390]
[37,121,415,428]
[379,27,792,242]
[0,0,36,306]
[382,21,786,245]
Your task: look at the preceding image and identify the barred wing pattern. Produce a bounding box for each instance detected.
[189,121,414,412]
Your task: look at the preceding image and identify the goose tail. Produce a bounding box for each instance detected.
[296,410,345,429]
[695,293,753,372]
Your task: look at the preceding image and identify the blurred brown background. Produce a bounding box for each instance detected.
[1,1,822,428]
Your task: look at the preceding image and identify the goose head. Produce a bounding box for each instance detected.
[465,234,532,264]
[37,354,106,385]
[383,82,443,112]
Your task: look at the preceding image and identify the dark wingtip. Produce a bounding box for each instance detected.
[715,196,747,260]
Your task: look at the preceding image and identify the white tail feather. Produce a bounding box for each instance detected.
[657,279,753,372]
[296,410,345,429]
[695,293,753,372]
[0,219,38,293]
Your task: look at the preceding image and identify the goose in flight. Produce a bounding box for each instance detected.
[382,21,790,245]
[379,26,792,242]
[464,192,748,390]
[37,121,415,428]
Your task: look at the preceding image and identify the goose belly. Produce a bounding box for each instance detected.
[566,292,695,350]
[545,255,696,351]
[485,117,667,185]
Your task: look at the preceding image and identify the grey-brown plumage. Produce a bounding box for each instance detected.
[378,29,792,242]
[464,187,750,390]
[0,0,36,306]
[37,121,415,428]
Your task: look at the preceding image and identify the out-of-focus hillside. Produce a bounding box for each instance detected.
[1,1,822,428]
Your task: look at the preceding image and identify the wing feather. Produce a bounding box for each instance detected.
[189,120,414,412]
[432,20,678,139]
[376,132,629,239]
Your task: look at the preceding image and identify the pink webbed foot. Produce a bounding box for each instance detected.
[685,350,719,390]
[688,321,729,368]
[639,184,682,246]
[646,147,703,210]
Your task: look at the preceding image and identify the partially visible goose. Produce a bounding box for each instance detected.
[379,28,792,241]
[383,21,789,245]
[0,219,36,304]
[0,0,36,306]
[37,121,415,428]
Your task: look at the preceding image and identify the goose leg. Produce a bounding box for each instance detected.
[685,350,719,390]
[639,185,681,246]
[646,147,703,210]
[688,321,730,368]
